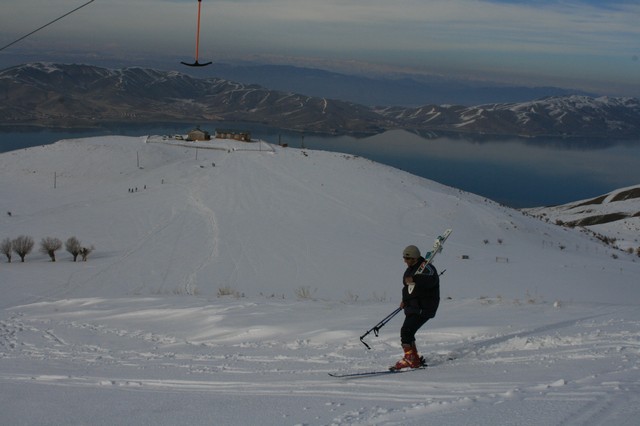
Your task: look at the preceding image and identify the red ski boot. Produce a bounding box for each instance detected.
[392,344,422,370]
[411,342,427,367]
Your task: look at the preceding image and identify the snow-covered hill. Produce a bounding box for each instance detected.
[524,185,640,254]
[1,136,639,425]
[2,134,637,304]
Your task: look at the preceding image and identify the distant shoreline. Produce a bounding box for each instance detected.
[2,122,638,142]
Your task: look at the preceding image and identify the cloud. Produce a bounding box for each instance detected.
[1,1,638,95]
[3,1,637,55]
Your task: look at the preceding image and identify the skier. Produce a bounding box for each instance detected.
[394,244,440,370]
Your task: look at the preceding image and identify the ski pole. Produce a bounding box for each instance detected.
[358,271,446,349]
[359,307,402,350]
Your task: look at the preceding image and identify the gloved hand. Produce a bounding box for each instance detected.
[403,306,423,316]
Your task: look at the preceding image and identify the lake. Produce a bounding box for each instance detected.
[1,124,639,208]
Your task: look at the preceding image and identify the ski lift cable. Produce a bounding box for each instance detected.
[0,0,97,53]
[182,0,212,67]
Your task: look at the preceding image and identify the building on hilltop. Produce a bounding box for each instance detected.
[187,128,211,141]
[215,129,252,142]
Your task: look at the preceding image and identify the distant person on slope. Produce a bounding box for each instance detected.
[394,245,440,370]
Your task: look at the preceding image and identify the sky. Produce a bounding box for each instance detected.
[0,0,639,96]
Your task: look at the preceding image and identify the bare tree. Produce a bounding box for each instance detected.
[40,237,63,262]
[12,235,34,262]
[1,238,12,263]
[80,245,94,262]
[65,236,82,262]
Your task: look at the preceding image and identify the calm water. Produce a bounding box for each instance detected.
[1,124,639,208]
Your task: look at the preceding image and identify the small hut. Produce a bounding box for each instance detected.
[187,128,211,141]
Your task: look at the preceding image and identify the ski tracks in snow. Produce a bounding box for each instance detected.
[183,174,220,295]
[1,301,639,425]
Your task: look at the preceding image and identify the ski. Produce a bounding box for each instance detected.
[329,366,426,379]
[416,228,452,274]
[329,353,456,378]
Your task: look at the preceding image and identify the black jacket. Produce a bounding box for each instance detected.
[402,257,440,318]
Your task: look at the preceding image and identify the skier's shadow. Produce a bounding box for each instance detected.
[426,312,611,366]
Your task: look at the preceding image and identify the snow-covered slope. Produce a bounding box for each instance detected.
[1,136,639,425]
[1,135,636,305]
[524,185,640,253]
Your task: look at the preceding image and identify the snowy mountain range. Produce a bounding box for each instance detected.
[197,63,590,107]
[376,96,640,138]
[0,63,386,134]
[1,135,639,425]
[2,63,639,138]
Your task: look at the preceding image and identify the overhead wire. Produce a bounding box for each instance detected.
[0,0,96,53]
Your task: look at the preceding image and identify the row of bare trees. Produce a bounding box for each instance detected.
[1,236,94,263]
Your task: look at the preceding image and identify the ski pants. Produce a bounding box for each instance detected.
[400,314,431,345]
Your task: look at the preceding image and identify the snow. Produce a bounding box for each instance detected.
[525,184,640,252]
[1,135,639,425]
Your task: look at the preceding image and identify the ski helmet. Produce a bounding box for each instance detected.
[403,245,420,259]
